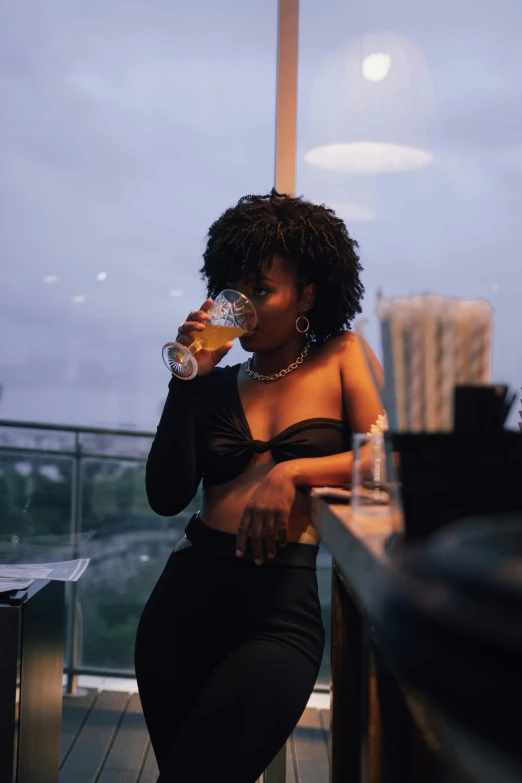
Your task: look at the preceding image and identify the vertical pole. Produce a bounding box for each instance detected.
[262,16,299,780]
[275,0,299,196]
[65,431,83,695]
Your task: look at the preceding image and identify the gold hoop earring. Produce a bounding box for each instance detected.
[295,311,310,334]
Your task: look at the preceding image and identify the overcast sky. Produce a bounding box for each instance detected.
[1,0,521,430]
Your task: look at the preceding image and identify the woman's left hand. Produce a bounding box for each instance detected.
[236,463,296,565]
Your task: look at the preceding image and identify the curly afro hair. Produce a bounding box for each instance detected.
[199,189,364,344]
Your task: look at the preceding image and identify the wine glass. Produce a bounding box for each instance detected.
[162,289,257,380]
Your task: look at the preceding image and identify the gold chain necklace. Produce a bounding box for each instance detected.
[245,341,310,382]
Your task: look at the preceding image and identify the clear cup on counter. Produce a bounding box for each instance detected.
[351,433,403,534]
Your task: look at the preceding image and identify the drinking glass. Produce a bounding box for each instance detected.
[352,433,403,532]
[162,289,257,380]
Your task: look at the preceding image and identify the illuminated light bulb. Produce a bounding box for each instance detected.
[305,33,434,175]
[362,52,391,82]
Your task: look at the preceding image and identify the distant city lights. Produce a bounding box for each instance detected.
[362,52,391,82]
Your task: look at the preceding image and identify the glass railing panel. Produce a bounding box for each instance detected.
[0,450,74,561]
[77,455,200,671]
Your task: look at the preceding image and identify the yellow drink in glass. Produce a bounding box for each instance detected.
[189,323,247,351]
[163,289,256,380]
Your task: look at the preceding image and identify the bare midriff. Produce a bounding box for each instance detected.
[200,451,320,545]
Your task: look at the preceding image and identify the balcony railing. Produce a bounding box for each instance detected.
[0,418,332,695]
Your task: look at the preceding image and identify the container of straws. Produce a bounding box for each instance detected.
[377,295,521,541]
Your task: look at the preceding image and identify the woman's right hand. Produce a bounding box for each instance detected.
[176,298,233,377]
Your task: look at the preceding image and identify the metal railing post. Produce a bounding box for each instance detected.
[64,431,83,695]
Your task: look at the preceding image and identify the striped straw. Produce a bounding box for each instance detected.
[391,303,409,431]
[468,301,493,384]
[455,302,473,385]
[439,301,457,431]
[377,299,398,431]
[377,294,494,433]
[423,297,444,432]
[409,298,424,432]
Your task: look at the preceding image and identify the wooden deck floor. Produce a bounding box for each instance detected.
[59,688,330,782]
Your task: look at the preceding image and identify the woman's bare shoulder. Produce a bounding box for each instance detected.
[313,330,359,359]
[329,330,377,357]
[314,331,382,383]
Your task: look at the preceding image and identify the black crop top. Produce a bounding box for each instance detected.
[146,364,352,516]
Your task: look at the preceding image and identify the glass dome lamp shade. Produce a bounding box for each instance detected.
[304,31,435,174]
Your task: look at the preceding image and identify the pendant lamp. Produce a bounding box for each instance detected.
[304,31,435,174]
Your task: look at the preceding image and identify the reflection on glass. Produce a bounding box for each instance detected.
[351,433,403,533]
[306,142,433,173]
[304,31,434,174]
[0,453,73,557]
[362,52,391,82]
[326,200,376,223]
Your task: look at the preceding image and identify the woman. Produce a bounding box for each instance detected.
[135,190,383,782]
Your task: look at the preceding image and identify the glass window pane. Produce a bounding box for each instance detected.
[0,452,73,557]
[298,0,522,425]
[0,425,76,454]
[1,0,277,678]
[298,0,522,688]
[1,0,277,431]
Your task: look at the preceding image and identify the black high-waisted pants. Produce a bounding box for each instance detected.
[134,512,325,782]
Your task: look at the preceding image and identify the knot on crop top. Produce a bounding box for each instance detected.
[251,439,272,454]
[197,365,353,488]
